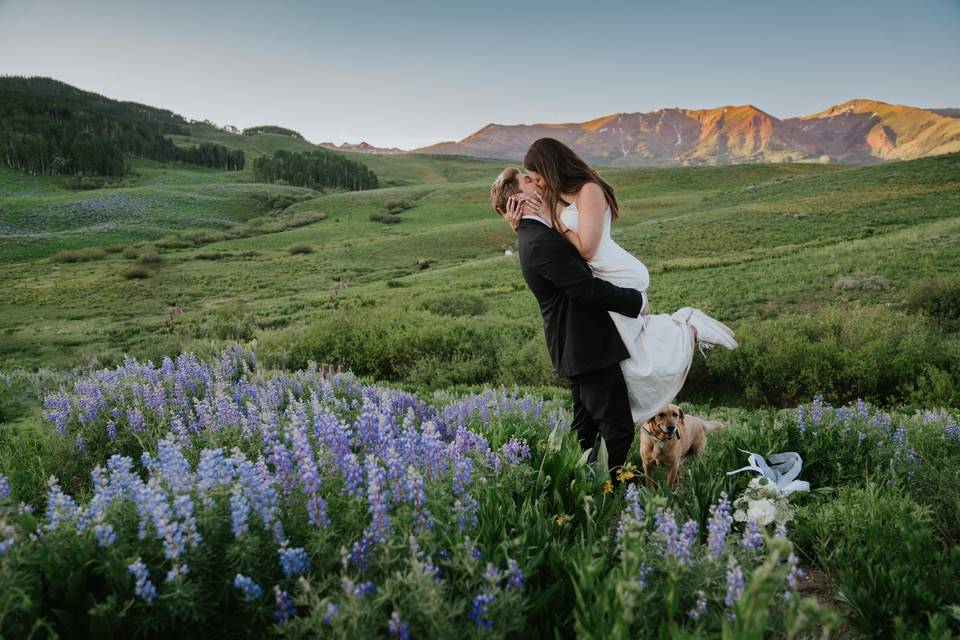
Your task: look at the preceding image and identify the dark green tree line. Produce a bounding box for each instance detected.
[253,149,378,191]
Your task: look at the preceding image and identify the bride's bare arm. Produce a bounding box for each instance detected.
[557,182,606,261]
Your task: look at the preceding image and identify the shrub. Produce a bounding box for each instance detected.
[197,303,260,341]
[121,266,150,280]
[385,198,412,214]
[279,311,529,388]
[289,210,326,226]
[832,273,893,291]
[194,252,230,261]
[49,247,106,263]
[905,274,960,329]
[138,252,163,268]
[122,246,139,260]
[369,213,401,224]
[287,243,314,255]
[685,306,960,407]
[421,293,488,317]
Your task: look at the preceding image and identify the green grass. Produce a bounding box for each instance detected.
[2,151,957,380]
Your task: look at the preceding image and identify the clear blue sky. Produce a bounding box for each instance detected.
[2,0,958,149]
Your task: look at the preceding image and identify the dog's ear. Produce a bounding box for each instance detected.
[644,417,658,434]
[678,406,685,424]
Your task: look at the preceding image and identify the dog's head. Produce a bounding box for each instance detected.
[644,403,685,441]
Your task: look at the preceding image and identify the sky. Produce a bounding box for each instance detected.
[2,0,959,149]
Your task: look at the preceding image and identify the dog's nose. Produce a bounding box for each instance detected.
[666,424,676,433]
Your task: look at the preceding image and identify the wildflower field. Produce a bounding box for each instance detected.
[0,346,958,638]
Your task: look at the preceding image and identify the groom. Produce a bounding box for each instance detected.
[498,191,645,484]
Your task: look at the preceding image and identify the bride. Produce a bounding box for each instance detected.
[499,137,737,425]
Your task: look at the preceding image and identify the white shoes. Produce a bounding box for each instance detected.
[671,307,739,351]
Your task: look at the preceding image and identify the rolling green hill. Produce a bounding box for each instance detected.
[2,150,958,407]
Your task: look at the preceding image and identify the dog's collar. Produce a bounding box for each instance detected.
[640,424,668,447]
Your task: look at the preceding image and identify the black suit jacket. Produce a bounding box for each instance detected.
[516,217,645,378]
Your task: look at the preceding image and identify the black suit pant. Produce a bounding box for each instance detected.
[568,362,635,483]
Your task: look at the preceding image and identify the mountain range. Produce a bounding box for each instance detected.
[413,100,960,166]
[317,141,405,155]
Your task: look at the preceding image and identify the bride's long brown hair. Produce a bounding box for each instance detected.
[523,137,620,228]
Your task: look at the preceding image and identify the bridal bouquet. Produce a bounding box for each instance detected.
[732,476,795,526]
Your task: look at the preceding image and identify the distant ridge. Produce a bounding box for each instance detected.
[415,100,960,166]
[318,141,404,155]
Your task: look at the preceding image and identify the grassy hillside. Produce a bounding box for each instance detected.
[2,151,958,406]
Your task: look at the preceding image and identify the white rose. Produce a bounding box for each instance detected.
[746,498,778,526]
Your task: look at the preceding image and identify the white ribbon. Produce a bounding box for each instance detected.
[726,449,810,495]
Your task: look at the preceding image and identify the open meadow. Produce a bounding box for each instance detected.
[1,129,959,637]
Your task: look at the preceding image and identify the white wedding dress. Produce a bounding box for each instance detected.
[559,200,738,424]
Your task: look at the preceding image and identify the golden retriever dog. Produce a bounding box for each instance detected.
[638,403,724,491]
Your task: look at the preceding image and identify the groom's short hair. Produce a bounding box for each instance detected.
[490,167,522,215]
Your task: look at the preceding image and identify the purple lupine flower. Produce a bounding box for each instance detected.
[740,519,763,551]
[127,407,146,433]
[451,454,474,496]
[0,474,9,501]
[389,611,410,639]
[233,574,263,602]
[45,476,79,533]
[128,558,157,603]
[784,552,805,600]
[654,508,679,556]
[637,564,654,589]
[454,493,479,532]
[230,485,250,538]
[165,563,189,583]
[945,420,960,444]
[725,561,745,608]
[470,592,495,629]
[403,465,432,531]
[809,395,824,427]
[288,414,329,527]
[707,493,733,559]
[44,394,72,436]
[274,586,296,624]
[349,532,375,574]
[279,546,311,578]
[687,590,708,620]
[94,523,116,547]
[678,520,698,565]
[795,404,807,434]
[364,455,392,543]
[350,580,377,597]
[653,508,696,565]
[501,437,532,464]
[0,522,14,557]
[322,602,338,624]
[504,558,524,590]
